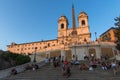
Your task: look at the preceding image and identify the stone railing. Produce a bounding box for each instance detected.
[116,54,120,61]
[0,60,45,79]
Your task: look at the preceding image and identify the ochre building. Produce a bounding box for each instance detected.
[99,27,116,42]
[7,6,119,61]
[7,6,91,55]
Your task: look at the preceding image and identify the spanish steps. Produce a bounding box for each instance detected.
[2,61,120,80]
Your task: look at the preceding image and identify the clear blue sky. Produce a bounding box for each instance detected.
[0,0,120,51]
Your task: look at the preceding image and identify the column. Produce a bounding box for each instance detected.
[61,50,66,61]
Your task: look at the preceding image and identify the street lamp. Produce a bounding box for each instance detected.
[75,45,77,61]
[33,47,37,62]
[62,36,65,61]
[73,43,77,61]
[95,32,97,41]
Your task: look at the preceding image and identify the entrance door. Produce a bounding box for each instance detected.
[66,50,72,61]
[89,48,96,60]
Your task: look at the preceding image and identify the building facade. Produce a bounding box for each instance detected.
[7,5,90,54]
[7,6,119,61]
[99,27,116,42]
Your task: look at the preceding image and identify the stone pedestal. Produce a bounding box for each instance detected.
[46,51,50,58]
[61,50,66,61]
[70,44,101,60]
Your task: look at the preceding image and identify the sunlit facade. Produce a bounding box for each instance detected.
[7,6,119,61]
[7,5,91,55]
[99,27,116,42]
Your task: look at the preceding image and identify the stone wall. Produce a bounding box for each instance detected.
[0,60,45,79]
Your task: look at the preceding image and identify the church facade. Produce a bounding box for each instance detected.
[7,5,118,61]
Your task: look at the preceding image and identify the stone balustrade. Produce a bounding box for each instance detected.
[0,60,45,79]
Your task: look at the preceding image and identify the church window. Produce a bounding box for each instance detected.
[82,20,85,26]
[48,43,50,47]
[61,24,64,29]
[61,40,64,44]
[52,44,55,46]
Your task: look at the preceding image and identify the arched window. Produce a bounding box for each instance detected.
[82,20,85,26]
[61,24,64,29]
[48,43,50,47]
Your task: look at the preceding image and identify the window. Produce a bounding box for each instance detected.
[48,43,50,47]
[61,24,64,29]
[52,44,55,46]
[17,49,19,51]
[32,47,34,49]
[21,48,23,51]
[82,20,85,26]
[61,40,64,44]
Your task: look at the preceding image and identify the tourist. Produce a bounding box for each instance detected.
[79,63,89,71]
[106,61,111,70]
[111,60,118,76]
[91,53,94,61]
[45,57,49,64]
[34,64,39,69]
[84,53,88,61]
[25,64,32,70]
[61,61,66,76]
[89,60,96,69]
[11,68,17,75]
[65,63,71,78]
[32,64,35,71]
[64,59,69,65]
[101,62,107,70]
[53,56,57,67]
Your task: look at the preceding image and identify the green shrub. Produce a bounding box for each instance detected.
[16,54,30,65]
[0,50,31,69]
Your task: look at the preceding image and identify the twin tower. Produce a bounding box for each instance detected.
[57,5,91,45]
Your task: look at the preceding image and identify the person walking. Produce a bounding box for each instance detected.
[111,60,117,76]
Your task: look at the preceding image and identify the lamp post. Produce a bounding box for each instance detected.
[62,36,65,61]
[73,42,77,61]
[95,32,97,41]
[75,45,77,61]
[33,47,37,62]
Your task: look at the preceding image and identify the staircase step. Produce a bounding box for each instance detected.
[2,63,120,80]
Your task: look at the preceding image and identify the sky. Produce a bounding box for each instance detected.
[0,0,120,51]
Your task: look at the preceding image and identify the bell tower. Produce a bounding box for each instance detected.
[78,12,91,42]
[78,12,88,27]
[58,15,68,38]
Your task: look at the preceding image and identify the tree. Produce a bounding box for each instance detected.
[114,16,120,51]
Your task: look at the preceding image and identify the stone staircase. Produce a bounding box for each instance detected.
[2,63,120,80]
